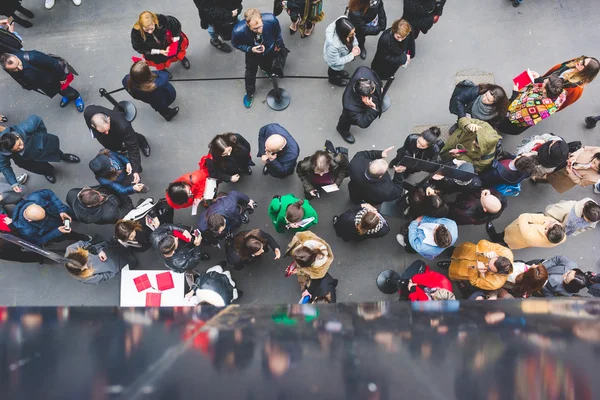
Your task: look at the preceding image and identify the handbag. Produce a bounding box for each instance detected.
[273,0,284,16]
[271,44,290,78]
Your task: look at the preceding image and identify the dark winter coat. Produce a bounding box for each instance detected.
[447,189,507,225]
[449,81,503,127]
[371,28,416,79]
[342,66,383,128]
[403,0,443,34]
[389,134,443,168]
[307,273,338,303]
[122,70,176,112]
[347,0,387,37]
[66,187,134,225]
[92,150,136,196]
[11,189,72,246]
[333,205,390,242]
[232,13,283,54]
[256,123,300,178]
[226,229,280,270]
[194,0,243,37]
[84,105,142,174]
[0,115,61,186]
[479,156,531,187]
[4,50,67,98]
[348,150,403,205]
[196,190,250,245]
[205,133,252,182]
[296,152,349,194]
[149,223,206,273]
[131,14,183,64]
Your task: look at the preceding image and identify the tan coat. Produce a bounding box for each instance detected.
[504,213,566,250]
[547,146,600,193]
[545,198,598,236]
[448,240,513,291]
[285,231,334,281]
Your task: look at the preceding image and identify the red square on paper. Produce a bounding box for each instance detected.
[156,272,174,291]
[146,292,162,307]
[133,274,151,292]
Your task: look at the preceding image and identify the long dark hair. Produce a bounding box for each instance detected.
[335,17,355,51]
[512,264,548,297]
[208,133,243,169]
[347,0,369,13]
[128,60,156,92]
[234,229,268,261]
[478,83,509,117]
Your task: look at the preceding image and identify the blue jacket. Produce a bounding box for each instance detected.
[7,50,67,98]
[232,13,283,55]
[122,71,176,112]
[408,216,458,260]
[197,190,250,245]
[0,115,61,186]
[479,156,531,187]
[93,150,136,196]
[11,189,72,245]
[256,123,300,178]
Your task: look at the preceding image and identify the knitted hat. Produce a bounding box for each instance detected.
[89,154,112,176]
[538,140,568,168]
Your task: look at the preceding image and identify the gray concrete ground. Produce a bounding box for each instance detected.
[0,0,599,306]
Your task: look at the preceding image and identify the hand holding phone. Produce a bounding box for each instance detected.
[64,219,71,231]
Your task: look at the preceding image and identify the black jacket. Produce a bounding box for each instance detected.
[334,205,390,242]
[348,150,403,205]
[348,0,387,37]
[205,133,252,182]
[447,189,507,225]
[84,105,143,174]
[403,0,444,34]
[390,134,443,167]
[194,0,243,29]
[196,190,250,245]
[66,187,134,225]
[6,50,67,98]
[192,269,235,305]
[150,223,206,273]
[131,14,182,64]
[342,66,383,128]
[371,28,416,80]
[307,273,338,303]
[296,152,349,194]
[226,229,280,270]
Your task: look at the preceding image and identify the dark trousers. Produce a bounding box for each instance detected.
[59,86,80,100]
[356,31,366,49]
[244,51,276,95]
[12,153,56,176]
[487,225,506,244]
[0,241,45,263]
[336,109,353,133]
[328,67,347,82]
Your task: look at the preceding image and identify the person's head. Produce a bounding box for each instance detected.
[567,56,600,85]
[90,113,111,134]
[433,225,452,248]
[293,245,324,268]
[513,264,548,297]
[89,151,120,180]
[546,223,565,244]
[0,133,23,153]
[356,211,380,235]
[430,194,444,210]
[166,181,192,205]
[0,53,22,72]
[23,204,45,222]
[591,152,600,172]
[207,213,227,234]
[487,256,513,275]
[542,75,565,99]
[391,18,411,42]
[128,60,156,92]
[480,191,502,214]
[478,83,509,116]
[209,133,239,160]
[244,9,263,34]
[310,150,332,176]
[514,155,537,174]
[65,247,95,279]
[563,268,587,294]
[353,78,376,96]
[134,11,160,39]
[537,139,569,168]
[310,292,333,304]
[158,235,178,257]
[77,187,105,208]
[582,201,600,223]
[285,200,305,223]
[265,134,286,155]
[416,126,441,149]
[368,158,389,178]
[114,219,143,242]
[234,229,269,259]
[348,0,370,13]
[334,17,355,47]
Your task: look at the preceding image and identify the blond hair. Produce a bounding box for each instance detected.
[65,248,95,279]
[133,11,160,41]
[244,8,262,23]
[391,19,412,38]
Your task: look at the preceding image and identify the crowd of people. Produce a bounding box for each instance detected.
[0,0,599,307]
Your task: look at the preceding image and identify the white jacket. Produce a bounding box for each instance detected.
[323,16,358,71]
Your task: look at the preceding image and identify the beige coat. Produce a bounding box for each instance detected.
[448,240,513,291]
[545,198,598,236]
[547,146,600,193]
[504,213,566,250]
[285,231,334,282]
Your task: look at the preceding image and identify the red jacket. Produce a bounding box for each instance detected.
[0,214,10,232]
[165,167,209,209]
[409,266,453,302]
[543,60,584,110]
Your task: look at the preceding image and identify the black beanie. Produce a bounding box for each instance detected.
[537,140,568,168]
[89,154,112,176]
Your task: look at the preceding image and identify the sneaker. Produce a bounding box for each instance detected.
[16,173,28,185]
[210,38,233,53]
[594,185,600,195]
[72,0,82,5]
[333,215,338,224]
[585,116,598,129]
[241,213,249,224]
[396,234,406,247]
[181,57,191,70]
[437,261,451,269]
[45,0,55,9]
[45,174,56,184]
[243,93,254,108]
[75,97,84,112]
[262,165,268,175]
[59,96,70,107]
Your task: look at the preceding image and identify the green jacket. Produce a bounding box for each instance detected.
[440,117,501,172]
[268,193,318,233]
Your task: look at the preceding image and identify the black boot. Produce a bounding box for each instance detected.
[437,261,451,269]
[16,5,35,18]
[585,116,598,129]
[160,107,179,121]
[12,14,32,28]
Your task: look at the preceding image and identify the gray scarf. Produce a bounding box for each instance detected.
[354,208,384,235]
[471,95,498,121]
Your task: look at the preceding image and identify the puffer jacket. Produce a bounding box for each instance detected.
[323,16,358,71]
[149,223,206,273]
[92,150,136,196]
[296,151,349,194]
[66,187,134,225]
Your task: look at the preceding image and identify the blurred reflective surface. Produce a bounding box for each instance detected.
[1,300,599,399]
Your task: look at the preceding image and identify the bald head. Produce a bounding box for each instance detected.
[91,113,110,134]
[24,204,46,221]
[265,134,286,153]
[368,159,389,178]
[481,193,502,214]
